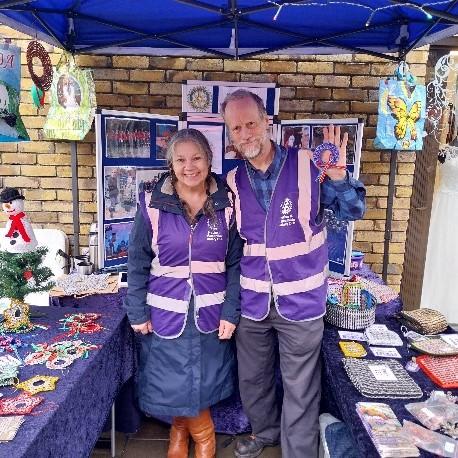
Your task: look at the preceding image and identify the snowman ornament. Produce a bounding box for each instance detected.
[0,187,37,253]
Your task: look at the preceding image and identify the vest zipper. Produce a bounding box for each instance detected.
[188,219,203,322]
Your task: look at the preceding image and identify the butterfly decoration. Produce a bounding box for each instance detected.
[374,78,426,151]
[387,96,422,147]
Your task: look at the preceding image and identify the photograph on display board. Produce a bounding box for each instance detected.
[281,125,310,149]
[325,211,350,266]
[190,124,224,174]
[105,117,151,158]
[104,221,132,261]
[104,166,137,220]
[57,74,82,109]
[155,123,178,160]
[184,85,213,113]
[311,124,357,165]
[136,167,168,203]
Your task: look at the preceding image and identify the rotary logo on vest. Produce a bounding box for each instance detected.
[206,220,223,241]
[279,198,296,227]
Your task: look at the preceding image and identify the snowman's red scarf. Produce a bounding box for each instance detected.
[6,212,31,242]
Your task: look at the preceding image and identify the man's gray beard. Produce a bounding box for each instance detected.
[235,131,270,160]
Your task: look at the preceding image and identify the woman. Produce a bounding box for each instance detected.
[124,129,243,458]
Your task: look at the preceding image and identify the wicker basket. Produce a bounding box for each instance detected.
[325,302,376,330]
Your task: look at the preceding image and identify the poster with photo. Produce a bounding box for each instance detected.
[104,222,132,261]
[182,80,279,116]
[105,117,151,158]
[104,166,137,220]
[281,125,310,149]
[105,118,151,158]
[136,167,168,203]
[96,109,181,269]
[155,123,178,160]
[190,124,224,174]
[278,118,363,276]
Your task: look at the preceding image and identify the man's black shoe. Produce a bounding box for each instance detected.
[234,435,279,458]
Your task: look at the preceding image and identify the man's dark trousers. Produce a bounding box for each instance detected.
[236,304,323,458]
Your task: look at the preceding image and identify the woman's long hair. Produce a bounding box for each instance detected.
[166,128,216,224]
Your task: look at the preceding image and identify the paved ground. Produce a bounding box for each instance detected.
[91,417,282,457]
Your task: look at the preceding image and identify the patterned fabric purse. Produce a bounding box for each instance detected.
[397,308,448,335]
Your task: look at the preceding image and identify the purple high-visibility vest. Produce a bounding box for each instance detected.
[142,201,232,338]
[227,148,328,322]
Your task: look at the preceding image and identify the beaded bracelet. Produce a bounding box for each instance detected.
[312,142,345,182]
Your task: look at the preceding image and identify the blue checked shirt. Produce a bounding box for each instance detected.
[246,144,365,220]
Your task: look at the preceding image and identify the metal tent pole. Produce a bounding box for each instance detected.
[382,149,398,283]
[70,141,80,255]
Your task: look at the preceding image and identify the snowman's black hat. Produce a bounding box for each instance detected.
[0,187,25,204]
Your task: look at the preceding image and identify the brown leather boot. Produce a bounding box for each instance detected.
[167,416,189,458]
[187,409,216,458]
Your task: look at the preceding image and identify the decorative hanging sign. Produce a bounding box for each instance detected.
[0,41,29,142]
[43,52,96,140]
[374,63,426,151]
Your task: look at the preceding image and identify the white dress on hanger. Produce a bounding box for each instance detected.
[421,154,458,323]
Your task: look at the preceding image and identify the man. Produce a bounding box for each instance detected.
[221,89,365,458]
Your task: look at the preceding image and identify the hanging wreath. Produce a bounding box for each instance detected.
[26,40,53,91]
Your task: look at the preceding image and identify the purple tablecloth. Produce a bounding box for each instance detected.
[321,265,458,458]
[0,291,135,458]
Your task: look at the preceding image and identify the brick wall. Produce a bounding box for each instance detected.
[0,25,430,291]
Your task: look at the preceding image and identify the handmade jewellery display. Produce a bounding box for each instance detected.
[396,308,449,335]
[417,355,458,389]
[24,339,99,370]
[339,341,367,358]
[55,273,111,296]
[343,358,423,399]
[16,375,59,395]
[59,313,103,337]
[0,393,43,415]
[325,277,376,330]
[0,335,23,357]
[408,334,458,356]
[364,324,404,347]
[0,300,33,333]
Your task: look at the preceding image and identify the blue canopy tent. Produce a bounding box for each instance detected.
[1,0,458,275]
[1,0,458,60]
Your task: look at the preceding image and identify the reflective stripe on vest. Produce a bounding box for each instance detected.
[227,148,327,322]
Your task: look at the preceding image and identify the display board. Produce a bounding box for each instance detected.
[182,80,279,116]
[278,118,363,276]
[96,105,363,276]
[95,109,180,269]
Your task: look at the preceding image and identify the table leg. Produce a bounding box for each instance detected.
[111,403,116,457]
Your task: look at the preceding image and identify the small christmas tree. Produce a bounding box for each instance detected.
[0,187,54,302]
[0,247,54,302]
